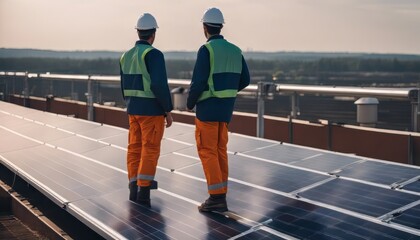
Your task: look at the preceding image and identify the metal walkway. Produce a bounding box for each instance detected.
[0,101,419,239]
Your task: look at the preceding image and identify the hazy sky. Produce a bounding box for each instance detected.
[1,0,420,54]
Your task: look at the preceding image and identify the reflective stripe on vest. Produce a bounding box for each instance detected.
[120,45,155,98]
[198,39,242,102]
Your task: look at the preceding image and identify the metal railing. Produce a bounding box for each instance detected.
[268,83,419,133]
[0,71,419,133]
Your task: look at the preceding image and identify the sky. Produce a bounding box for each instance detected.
[1,0,420,54]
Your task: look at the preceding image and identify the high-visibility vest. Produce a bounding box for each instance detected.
[198,39,242,102]
[120,44,156,98]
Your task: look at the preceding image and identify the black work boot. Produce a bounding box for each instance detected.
[136,186,151,207]
[198,194,228,212]
[128,182,138,202]
[150,180,158,190]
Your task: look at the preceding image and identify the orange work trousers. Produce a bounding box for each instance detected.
[195,118,229,195]
[127,115,165,187]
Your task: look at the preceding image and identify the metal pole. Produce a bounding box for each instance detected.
[257,82,265,138]
[97,81,101,104]
[288,115,294,143]
[49,79,53,96]
[23,71,29,107]
[290,92,298,119]
[411,89,419,132]
[408,135,413,165]
[413,103,418,132]
[12,72,16,95]
[328,122,332,151]
[417,89,420,132]
[86,75,94,121]
[71,80,75,100]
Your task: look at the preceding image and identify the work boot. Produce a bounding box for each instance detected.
[128,182,138,202]
[198,194,228,212]
[136,186,151,207]
[150,180,158,190]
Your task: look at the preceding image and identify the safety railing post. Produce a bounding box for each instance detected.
[23,71,29,107]
[257,82,265,138]
[12,72,16,95]
[86,75,94,121]
[411,89,419,132]
[290,92,299,119]
[416,89,420,132]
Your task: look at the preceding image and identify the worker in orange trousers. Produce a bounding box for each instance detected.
[120,13,173,206]
[187,7,250,212]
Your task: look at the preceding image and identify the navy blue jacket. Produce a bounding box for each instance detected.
[120,40,173,116]
[187,35,250,123]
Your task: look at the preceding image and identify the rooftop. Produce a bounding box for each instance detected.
[0,101,419,239]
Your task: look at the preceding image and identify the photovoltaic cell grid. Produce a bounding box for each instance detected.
[1,101,420,240]
[404,180,420,193]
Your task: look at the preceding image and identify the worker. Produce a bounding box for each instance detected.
[187,7,250,212]
[120,13,173,206]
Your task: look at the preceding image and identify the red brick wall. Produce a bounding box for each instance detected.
[330,126,409,164]
[94,107,129,129]
[293,123,329,150]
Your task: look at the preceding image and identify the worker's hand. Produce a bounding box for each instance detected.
[165,112,173,128]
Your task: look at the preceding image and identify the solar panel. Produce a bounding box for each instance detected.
[0,128,40,152]
[290,152,361,173]
[24,112,80,128]
[175,146,200,158]
[162,123,195,138]
[83,146,127,170]
[226,133,277,153]
[10,122,73,142]
[391,204,420,230]
[403,180,420,192]
[0,114,34,128]
[157,153,200,171]
[78,124,126,140]
[298,178,420,217]
[179,153,331,193]
[1,101,420,239]
[242,143,322,164]
[48,135,108,154]
[98,132,128,148]
[166,131,196,145]
[57,121,103,133]
[160,138,192,155]
[338,160,420,186]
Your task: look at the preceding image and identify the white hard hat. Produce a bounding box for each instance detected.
[201,7,224,24]
[135,13,158,30]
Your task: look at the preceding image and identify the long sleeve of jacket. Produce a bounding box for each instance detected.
[238,56,250,91]
[146,49,173,113]
[119,63,125,100]
[187,46,210,110]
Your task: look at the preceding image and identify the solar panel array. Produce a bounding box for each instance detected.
[0,101,419,240]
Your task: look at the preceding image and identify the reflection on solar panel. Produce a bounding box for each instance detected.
[1,101,420,239]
